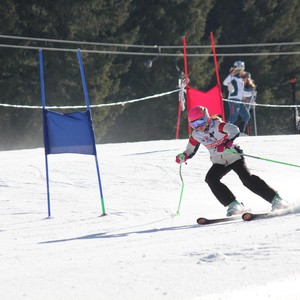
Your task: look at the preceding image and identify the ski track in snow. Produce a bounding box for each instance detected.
[0,135,300,300]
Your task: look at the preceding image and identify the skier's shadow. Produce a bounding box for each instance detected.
[39,223,201,244]
[40,206,300,244]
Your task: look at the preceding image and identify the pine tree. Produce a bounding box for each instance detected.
[103,0,216,142]
[208,0,300,134]
[0,0,136,148]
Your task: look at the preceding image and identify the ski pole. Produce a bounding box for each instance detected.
[224,149,300,168]
[176,158,185,215]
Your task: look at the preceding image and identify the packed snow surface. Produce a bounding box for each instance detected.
[1,135,300,300]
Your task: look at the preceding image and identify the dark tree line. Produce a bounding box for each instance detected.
[0,0,299,150]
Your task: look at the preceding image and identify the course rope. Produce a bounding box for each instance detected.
[1,91,300,109]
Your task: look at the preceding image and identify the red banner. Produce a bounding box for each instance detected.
[187,85,223,116]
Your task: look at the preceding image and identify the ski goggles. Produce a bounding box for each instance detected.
[190,117,207,129]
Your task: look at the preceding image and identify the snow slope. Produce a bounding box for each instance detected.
[1,135,300,300]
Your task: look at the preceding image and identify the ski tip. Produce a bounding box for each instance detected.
[242,212,252,221]
[197,217,207,225]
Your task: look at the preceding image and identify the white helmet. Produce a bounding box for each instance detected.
[233,61,245,70]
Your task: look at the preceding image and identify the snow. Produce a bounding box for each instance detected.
[1,135,300,300]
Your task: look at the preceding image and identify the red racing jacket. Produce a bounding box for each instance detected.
[184,119,242,165]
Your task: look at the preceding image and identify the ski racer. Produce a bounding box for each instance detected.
[175,105,289,216]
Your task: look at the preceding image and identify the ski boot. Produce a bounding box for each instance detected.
[226,200,245,217]
[271,194,289,211]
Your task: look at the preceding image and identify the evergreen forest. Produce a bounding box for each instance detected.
[0,0,300,150]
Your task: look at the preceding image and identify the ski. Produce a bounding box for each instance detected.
[242,212,269,221]
[197,205,299,224]
[197,215,241,225]
[242,206,297,221]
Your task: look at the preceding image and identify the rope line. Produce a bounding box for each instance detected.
[1,91,299,110]
[223,98,300,108]
[0,89,180,110]
[1,43,300,57]
[1,34,300,49]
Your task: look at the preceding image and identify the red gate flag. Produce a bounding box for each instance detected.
[187,85,223,116]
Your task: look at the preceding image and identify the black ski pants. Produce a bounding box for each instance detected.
[205,158,277,207]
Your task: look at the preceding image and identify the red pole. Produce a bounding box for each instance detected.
[182,36,191,135]
[210,32,225,120]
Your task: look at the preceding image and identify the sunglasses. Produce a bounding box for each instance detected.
[190,117,207,129]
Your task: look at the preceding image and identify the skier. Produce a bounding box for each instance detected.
[175,105,289,216]
[223,61,250,134]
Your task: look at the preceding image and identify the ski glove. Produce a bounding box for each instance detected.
[234,145,243,154]
[175,152,189,164]
[216,133,240,152]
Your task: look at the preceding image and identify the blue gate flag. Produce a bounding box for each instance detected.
[44,109,96,155]
[39,48,106,217]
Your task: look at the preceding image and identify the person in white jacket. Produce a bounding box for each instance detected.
[223,61,250,133]
[175,106,289,216]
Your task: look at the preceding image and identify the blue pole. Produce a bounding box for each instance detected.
[94,155,106,215]
[77,49,106,215]
[39,49,51,217]
[77,49,91,111]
